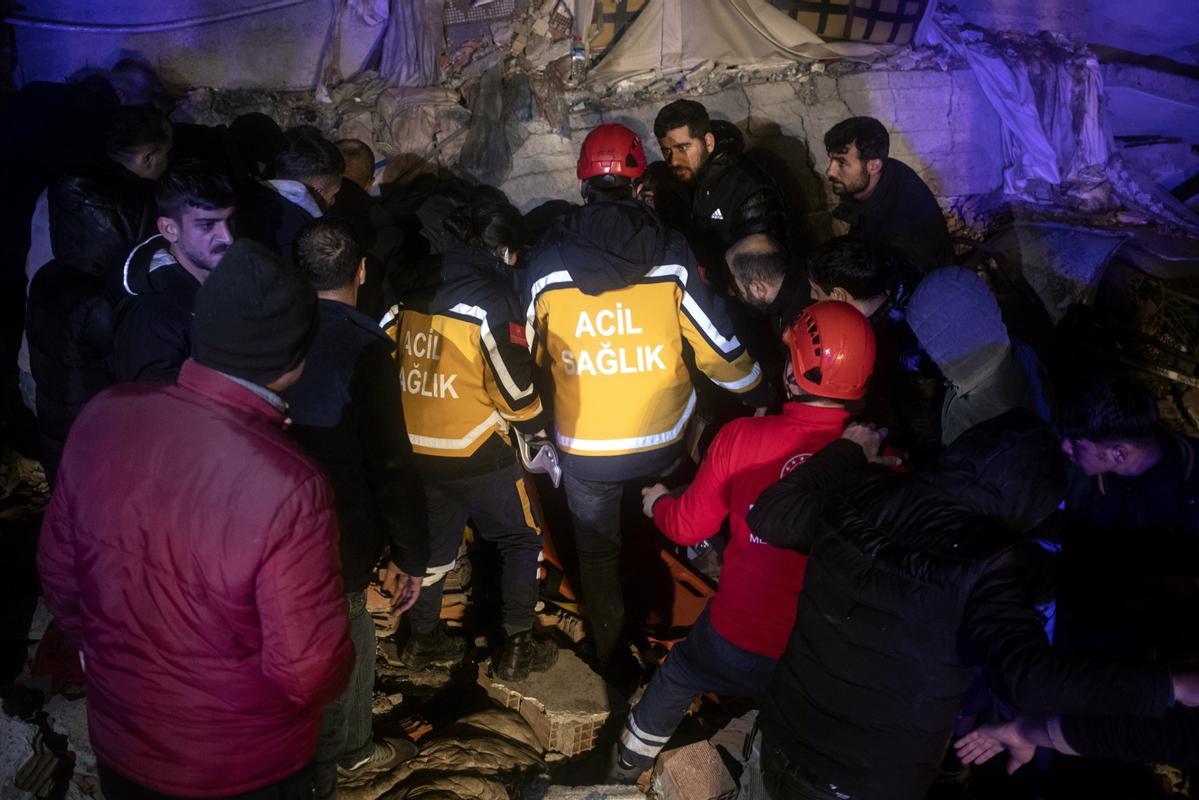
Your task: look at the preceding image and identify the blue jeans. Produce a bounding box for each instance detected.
[620,609,777,769]
[315,592,375,798]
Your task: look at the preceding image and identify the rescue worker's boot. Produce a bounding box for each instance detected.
[491,629,558,682]
[399,625,465,670]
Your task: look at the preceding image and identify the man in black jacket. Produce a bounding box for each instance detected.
[113,161,235,383]
[1055,373,1199,665]
[746,410,1190,800]
[239,127,344,258]
[824,116,953,272]
[654,100,784,293]
[281,218,427,794]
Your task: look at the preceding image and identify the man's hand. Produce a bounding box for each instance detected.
[641,483,670,519]
[381,561,423,619]
[841,423,902,467]
[955,718,1040,774]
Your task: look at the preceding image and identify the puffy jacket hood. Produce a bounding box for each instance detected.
[921,407,1065,532]
[49,168,146,280]
[908,267,1011,392]
[546,200,670,296]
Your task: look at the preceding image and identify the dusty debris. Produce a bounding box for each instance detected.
[521,781,644,799]
[708,710,757,764]
[338,729,543,800]
[456,708,544,753]
[652,740,738,800]
[480,649,616,757]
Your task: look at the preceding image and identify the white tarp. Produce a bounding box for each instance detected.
[590,0,884,83]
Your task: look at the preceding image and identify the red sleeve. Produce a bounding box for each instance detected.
[256,475,353,710]
[37,480,83,645]
[652,424,736,546]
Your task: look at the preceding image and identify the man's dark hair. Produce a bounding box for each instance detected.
[275,127,345,181]
[807,236,887,299]
[1057,373,1160,444]
[445,191,527,253]
[653,99,711,140]
[824,116,890,162]
[155,159,235,220]
[106,106,171,162]
[293,217,362,291]
[729,238,787,284]
[109,58,159,106]
[229,112,284,178]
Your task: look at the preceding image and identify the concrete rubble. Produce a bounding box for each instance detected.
[479,649,618,757]
[652,740,737,800]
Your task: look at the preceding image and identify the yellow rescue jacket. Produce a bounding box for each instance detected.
[523,200,765,480]
[384,250,544,478]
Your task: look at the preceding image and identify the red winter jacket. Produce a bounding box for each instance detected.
[38,359,352,796]
[652,403,850,658]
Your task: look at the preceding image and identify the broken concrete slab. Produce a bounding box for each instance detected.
[479,649,617,757]
[652,740,738,800]
[523,784,645,799]
[708,710,757,764]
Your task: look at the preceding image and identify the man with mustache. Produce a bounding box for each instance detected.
[114,160,236,382]
[824,116,952,272]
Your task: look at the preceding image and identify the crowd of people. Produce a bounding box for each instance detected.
[4,61,1199,800]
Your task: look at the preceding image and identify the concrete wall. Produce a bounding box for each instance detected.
[500,68,1004,232]
[10,0,384,89]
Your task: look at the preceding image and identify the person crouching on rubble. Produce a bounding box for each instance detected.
[384,189,558,681]
[613,301,878,779]
[38,239,352,799]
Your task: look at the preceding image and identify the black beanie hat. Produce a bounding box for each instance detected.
[191,239,317,386]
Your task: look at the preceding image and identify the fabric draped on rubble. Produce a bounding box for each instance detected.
[381,0,445,87]
[920,10,1199,234]
[589,0,888,83]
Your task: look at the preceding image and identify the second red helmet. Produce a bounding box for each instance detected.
[577,123,648,181]
[784,300,877,401]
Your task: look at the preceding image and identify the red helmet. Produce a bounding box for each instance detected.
[577,123,648,181]
[784,301,876,401]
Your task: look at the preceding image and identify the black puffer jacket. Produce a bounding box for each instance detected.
[688,145,784,290]
[26,169,154,483]
[747,410,1175,800]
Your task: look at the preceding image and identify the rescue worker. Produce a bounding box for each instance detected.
[615,302,877,777]
[384,190,557,681]
[522,123,771,678]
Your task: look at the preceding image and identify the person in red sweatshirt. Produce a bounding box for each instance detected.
[614,301,877,774]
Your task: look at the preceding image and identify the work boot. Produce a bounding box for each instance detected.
[337,738,418,787]
[398,625,465,670]
[491,629,559,682]
[604,742,648,785]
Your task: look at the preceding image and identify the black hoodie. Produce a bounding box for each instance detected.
[747,409,1174,800]
[112,235,200,383]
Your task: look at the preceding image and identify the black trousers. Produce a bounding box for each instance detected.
[407,460,541,635]
[98,763,314,800]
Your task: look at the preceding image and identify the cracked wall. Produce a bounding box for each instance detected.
[499,67,1003,237]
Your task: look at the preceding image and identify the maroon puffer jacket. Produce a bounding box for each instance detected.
[38,359,352,796]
